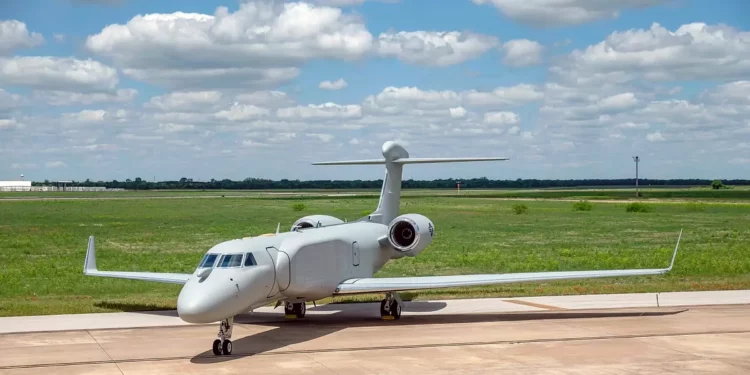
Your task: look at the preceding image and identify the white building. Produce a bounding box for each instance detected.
[0,181,32,192]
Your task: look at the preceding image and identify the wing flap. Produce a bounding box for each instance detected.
[335,230,682,295]
[83,236,192,285]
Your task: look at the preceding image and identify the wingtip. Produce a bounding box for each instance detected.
[668,228,682,271]
[84,235,97,274]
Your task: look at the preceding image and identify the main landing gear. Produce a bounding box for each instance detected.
[284,301,306,318]
[212,317,234,356]
[380,292,402,320]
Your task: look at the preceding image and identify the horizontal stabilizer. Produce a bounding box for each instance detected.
[312,157,509,165]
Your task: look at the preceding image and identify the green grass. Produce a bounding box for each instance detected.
[0,195,749,316]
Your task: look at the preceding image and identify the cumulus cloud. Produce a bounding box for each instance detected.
[484,111,520,125]
[501,39,543,67]
[277,103,362,119]
[0,89,24,112]
[34,89,137,106]
[0,118,24,130]
[0,56,119,92]
[0,20,44,55]
[319,78,348,90]
[462,84,544,107]
[85,1,373,89]
[647,131,665,142]
[471,0,668,27]
[552,22,750,85]
[215,103,271,121]
[146,91,223,112]
[234,91,295,108]
[376,30,499,66]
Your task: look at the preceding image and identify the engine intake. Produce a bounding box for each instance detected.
[387,213,434,256]
[291,215,344,231]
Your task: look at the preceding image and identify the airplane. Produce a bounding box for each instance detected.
[82,140,682,356]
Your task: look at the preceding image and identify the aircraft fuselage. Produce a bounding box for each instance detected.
[177,221,392,323]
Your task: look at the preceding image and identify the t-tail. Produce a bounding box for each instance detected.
[312,141,509,224]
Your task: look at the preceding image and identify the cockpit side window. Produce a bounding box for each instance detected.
[199,253,218,268]
[218,253,243,268]
[244,253,257,266]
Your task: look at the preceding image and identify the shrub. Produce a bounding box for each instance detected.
[572,200,593,211]
[625,202,652,213]
[291,202,306,211]
[512,203,528,214]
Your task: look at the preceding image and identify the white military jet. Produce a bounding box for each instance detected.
[83,140,682,356]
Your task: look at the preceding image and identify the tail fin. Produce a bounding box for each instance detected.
[313,141,509,225]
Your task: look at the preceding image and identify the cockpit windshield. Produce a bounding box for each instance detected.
[218,253,243,268]
[198,253,218,268]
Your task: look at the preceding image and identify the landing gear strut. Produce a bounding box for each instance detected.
[284,301,306,318]
[380,292,402,320]
[212,317,233,356]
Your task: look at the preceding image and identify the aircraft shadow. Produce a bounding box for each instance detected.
[190,301,687,364]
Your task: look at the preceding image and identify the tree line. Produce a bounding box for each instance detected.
[34,177,750,190]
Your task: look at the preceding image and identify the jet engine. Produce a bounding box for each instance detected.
[387,213,434,256]
[291,215,344,231]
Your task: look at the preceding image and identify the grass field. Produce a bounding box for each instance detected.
[0,192,749,317]
[2,185,750,201]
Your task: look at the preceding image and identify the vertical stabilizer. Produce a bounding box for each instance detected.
[311,141,509,225]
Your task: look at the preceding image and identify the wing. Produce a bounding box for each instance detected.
[83,236,192,285]
[335,230,682,295]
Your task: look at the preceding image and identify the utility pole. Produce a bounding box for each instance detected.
[632,156,640,198]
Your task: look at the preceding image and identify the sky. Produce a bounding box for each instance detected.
[1,0,749,182]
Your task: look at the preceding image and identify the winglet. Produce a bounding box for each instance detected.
[667,228,682,271]
[84,235,97,274]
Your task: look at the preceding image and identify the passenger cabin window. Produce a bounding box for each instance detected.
[199,254,218,268]
[218,254,243,268]
[244,253,257,266]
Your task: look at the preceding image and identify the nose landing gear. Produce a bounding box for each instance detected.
[380,292,402,320]
[212,317,234,356]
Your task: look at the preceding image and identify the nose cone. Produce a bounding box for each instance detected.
[177,279,234,323]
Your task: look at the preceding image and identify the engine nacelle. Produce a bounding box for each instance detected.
[291,214,344,231]
[387,213,434,256]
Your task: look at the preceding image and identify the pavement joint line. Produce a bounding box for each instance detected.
[86,329,125,375]
[503,299,566,310]
[3,328,749,371]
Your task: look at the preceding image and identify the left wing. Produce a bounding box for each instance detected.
[335,229,682,295]
[83,236,192,285]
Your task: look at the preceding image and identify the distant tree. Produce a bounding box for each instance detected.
[711,179,725,190]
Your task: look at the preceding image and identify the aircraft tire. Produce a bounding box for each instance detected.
[222,340,232,355]
[212,339,222,356]
[294,302,306,318]
[390,300,401,320]
[379,299,389,318]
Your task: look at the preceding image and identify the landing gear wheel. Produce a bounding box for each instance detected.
[222,340,232,355]
[380,293,402,320]
[390,300,402,320]
[213,317,234,356]
[294,302,306,318]
[380,299,390,318]
[212,339,222,356]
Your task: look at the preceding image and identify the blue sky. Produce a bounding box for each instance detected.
[1,0,749,182]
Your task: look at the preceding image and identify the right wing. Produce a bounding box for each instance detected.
[335,229,682,295]
[83,236,192,285]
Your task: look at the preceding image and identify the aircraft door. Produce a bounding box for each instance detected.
[352,241,360,267]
